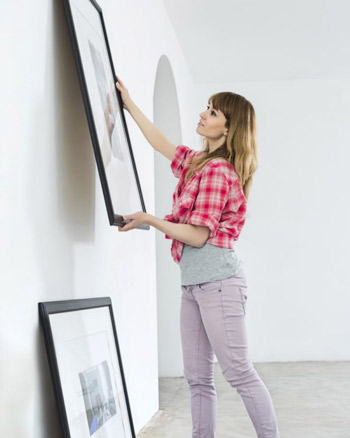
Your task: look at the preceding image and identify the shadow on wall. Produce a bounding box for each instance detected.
[53,0,96,239]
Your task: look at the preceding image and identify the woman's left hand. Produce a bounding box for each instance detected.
[118,211,149,232]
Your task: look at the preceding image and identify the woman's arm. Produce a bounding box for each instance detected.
[148,214,210,248]
[118,212,210,248]
[116,77,176,161]
[127,101,176,161]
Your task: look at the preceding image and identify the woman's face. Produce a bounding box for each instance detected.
[196,100,228,140]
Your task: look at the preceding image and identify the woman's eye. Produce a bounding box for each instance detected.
[206,105,216,116]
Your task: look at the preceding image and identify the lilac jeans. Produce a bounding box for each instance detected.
[180,267,280,438]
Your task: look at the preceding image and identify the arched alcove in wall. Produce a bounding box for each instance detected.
[153,55,184,378]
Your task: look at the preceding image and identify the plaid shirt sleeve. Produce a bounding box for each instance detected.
[170,145,196,178]
[186,165,230,239]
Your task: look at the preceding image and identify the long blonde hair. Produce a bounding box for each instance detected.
[185,92,259,200]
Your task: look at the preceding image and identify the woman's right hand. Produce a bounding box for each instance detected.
[115,76,133,112]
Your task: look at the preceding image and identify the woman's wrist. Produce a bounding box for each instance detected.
[145,213,155,226]
[125,99,136,114]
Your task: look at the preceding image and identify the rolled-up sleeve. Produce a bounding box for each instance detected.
[163,213,177,239]
[170,145,196,178]
[187,166,230,239]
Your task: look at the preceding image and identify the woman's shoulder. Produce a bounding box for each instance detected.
[202,158,239,181]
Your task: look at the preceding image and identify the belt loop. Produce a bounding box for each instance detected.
[219,279,222,292]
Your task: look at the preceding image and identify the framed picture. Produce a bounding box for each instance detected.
[62,0,149,230]
[39,297,136,438]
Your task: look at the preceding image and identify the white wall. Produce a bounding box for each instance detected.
[0,0,196,435]
[197,79,350,361]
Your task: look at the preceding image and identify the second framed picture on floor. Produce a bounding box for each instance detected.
[61,0,149,229]
[39,297,136,438]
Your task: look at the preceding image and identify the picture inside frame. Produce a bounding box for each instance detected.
[39,298,135,438]
[62,0,149,228]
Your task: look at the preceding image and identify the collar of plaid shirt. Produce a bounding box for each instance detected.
[163,145,247,264]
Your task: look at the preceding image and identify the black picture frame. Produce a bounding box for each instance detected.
[39,297,136,438]
[62,0,149,230]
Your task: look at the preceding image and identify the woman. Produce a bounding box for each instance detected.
[116,77,280,438]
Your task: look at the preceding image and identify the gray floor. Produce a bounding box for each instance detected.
[137,361,350,438]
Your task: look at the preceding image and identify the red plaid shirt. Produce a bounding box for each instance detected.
[163,145,247,264]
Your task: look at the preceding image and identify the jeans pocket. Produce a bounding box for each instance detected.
[198,279,222,293]
[181,285,189,295]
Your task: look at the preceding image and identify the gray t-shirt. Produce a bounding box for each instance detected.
[179,242,244,286]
